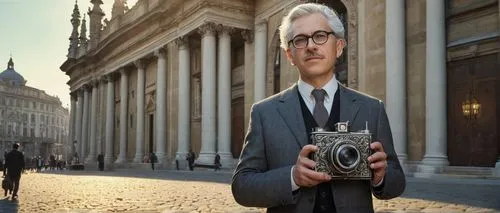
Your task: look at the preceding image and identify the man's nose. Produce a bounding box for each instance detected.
[306,37,318,49]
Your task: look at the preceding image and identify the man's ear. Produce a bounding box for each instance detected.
[336,39,345,58]
[285,48,295,66]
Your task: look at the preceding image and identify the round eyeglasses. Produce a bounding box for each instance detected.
[288,31,336,49]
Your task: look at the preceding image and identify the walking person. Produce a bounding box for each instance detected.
[186,149,195,171]
[97,153,104,171]
[3,143,25,200]
[150,152,158,170]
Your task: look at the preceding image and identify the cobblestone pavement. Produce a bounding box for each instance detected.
[0,169,499,213]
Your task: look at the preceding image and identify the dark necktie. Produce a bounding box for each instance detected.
[311,89,328,128]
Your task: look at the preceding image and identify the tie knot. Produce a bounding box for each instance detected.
[311,89,326,103]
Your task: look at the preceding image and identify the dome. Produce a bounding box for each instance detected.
[0,57,26,86]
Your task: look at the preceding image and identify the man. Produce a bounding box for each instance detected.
[97,153,104,171]
[186,149,195,171]
[150,152,157,170]
[3,143,25,200]
[231,3,405,213]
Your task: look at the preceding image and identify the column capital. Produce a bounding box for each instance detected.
[198,22,217,38]
[154,47,167,59]
[119,67,130,76]
[103,73,117,82]
[241,29,254,43]
[82,84,92,92]
[255,20,267,32]
[216,24,234,36]
[134,59,146,69]
[175,36,189,50]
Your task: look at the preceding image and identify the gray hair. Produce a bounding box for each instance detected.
[279,3,345,49]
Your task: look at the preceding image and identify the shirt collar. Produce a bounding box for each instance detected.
[297,74,338,103]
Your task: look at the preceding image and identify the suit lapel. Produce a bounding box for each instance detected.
[276,84,309,149]
[339,84,361,124]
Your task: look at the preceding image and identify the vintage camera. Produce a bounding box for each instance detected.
[312,122,372,180]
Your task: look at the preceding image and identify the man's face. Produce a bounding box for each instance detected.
[285,13,344,81]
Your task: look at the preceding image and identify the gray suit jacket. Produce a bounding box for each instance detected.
[232,84,405,213]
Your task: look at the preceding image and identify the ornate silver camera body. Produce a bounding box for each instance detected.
[312,122,372,180]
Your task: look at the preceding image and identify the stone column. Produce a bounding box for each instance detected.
[386,0,407,166]
[242,30,254,132]
[254,21,267,102]
[69,94,77,156]
[115,68,129,164]
[496,0,500,177]
[81,85,90,162]
[197,22,217,164]
[133,60,146,163]
[104,75,115,168]
[217,25,234,168]
[421,0,449,168]
[85,80,99,164]
[175,37,191,168]
[75,89,84,160]
[155,48,167,164]
[97,77,107,155]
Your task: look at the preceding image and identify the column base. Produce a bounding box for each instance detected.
[421,154,449,167]
[114,155,127,164]
[494,160,500,177]
[397,154,407,174]
[218,152,235,169]
[156,152,167,164]
[196,152,216,165]
[85,154,97,165]
[175,152,189,170]
[104,156,114,171]
[414,155,449,178]
[133,153,144,163]
[397,154,407,167]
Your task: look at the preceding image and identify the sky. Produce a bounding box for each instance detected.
[0,0,138,108]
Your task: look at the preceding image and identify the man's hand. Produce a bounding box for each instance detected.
[292,144,331,188]
[368,141,387,186]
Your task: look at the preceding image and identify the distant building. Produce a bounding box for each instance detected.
[0,57,70,161]
[60,0,500,175]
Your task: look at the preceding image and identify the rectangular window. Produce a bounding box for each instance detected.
[32,102,36,109]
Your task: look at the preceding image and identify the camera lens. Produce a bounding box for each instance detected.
[338,146,358,167]
[329,143,361,172]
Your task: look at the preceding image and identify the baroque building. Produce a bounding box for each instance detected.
[0,57,70,160]
[61,0,500,176]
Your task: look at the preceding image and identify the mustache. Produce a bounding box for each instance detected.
[304,50,323,59]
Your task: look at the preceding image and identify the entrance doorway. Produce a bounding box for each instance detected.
[447,54,499,167]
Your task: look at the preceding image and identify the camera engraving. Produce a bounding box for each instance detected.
[312,122,372,180]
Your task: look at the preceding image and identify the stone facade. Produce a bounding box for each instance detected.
[61,0,500,173]
[0,58,69,161]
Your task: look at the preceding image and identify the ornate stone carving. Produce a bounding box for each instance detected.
[175,37,189,49]
[241,30,254,43]
[154,47,167,58]
[134,59,146,69]
[198,22,217,37]
[217,24,234,35]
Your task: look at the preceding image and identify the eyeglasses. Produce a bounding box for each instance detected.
[288,31,336,49]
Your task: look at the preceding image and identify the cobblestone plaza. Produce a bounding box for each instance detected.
[0,170,499,213]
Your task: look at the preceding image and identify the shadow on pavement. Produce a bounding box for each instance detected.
[0,197,19,213]
[400,177,500,211]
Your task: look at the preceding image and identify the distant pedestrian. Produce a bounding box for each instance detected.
[97,153,104,171]
[214,153,221,171]
[3,143,25,200]
[150,152,158,170]
[186,149,195,171]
